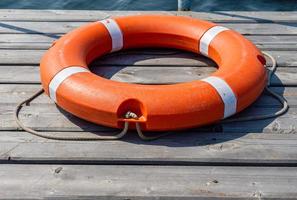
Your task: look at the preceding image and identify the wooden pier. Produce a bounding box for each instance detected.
[0,9,297,199]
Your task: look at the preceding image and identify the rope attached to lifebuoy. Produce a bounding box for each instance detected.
[14,52,288,141]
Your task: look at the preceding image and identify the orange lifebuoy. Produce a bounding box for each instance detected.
[40,15,267,131]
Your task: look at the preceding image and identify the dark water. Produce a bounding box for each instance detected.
[0,0,297,11]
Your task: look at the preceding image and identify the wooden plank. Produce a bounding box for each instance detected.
[0,49,211,65]
[0,9,297,23]
[2,34,296,44]
[96,50,297,68]
[15,105,297,134]
[2,85,295,107]
[0,165,297,199]
[0,84,52,104]
[0,49,296,67]
[1,131,297,164]
[1,34,297,50]
[0,100,295,133]
[2,40,296,51]
[0,65,40,84]
[87,66,297,86]
[0,65,296,86]
[1,21,297,35]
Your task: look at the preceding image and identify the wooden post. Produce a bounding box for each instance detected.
[178,0,192,11]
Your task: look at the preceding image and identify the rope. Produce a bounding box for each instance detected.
[221,51,289,123]
[14,89,129,140]
[134,51,289,140]
[135,123,172,141]
[14,51,288,140]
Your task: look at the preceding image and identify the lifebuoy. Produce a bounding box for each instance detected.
[40,15,267,131]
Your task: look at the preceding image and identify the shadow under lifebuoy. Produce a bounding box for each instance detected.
[56,48,286,147]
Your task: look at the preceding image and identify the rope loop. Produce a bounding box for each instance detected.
[14,51,288,140]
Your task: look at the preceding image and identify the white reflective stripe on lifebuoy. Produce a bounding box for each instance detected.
[202,76,237,118]
[49,66,89,102]
[199,26,229,56]
[100,19,123,52]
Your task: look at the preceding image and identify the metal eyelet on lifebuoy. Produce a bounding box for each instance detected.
[40,15,267,131]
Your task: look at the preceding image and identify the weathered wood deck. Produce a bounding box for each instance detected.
[1,9,297,199]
